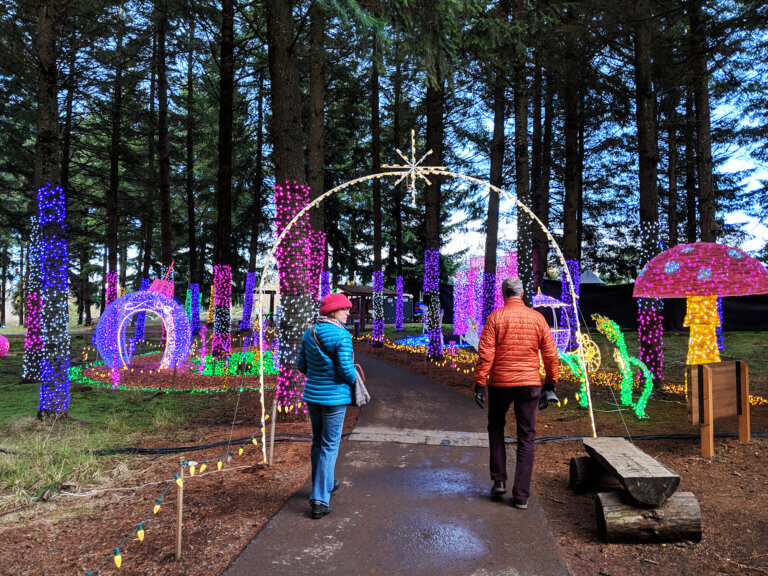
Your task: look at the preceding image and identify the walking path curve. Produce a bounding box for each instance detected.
[224,353,571,576]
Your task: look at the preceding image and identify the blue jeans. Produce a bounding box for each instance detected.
[307,402,347,506]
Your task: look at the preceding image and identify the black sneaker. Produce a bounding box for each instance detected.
[491,481,506,497]
[332,480,340,492]
[512,499,528,510]
[311,502,331,519]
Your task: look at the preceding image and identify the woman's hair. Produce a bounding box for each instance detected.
[501,277,524,299]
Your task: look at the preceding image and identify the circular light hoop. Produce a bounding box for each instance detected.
[257,166,595,439]
[94,291,192,369]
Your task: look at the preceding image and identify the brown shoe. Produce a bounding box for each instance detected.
[491,481,506,497]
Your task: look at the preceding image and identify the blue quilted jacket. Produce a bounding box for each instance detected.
[298,322,355,406]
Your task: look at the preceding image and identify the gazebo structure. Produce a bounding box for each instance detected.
[337,284,397,332]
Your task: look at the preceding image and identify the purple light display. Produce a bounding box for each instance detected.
[93,290,192,369]
[189,283,201,337]
[106,271,118,307]
[637,298,664,382]
[559,259,580,350]
[37,184,71,414]
[716,296,724,351]
[395,276,404,330]
[133,278,150,342]
[372,270,384,346]
[0,335,8,357]
[212,264,232,358]
[240,272,256,330]
[423,249,442,357]
[320,271,331,300]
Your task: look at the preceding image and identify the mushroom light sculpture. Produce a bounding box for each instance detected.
[633,243,768,365]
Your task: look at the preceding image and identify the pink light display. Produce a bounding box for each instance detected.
[106,271,118,307]
[493,252,518,310]
[559,259,580,350]
[636,222,664,383]
[0,335,9,357]
[22,221,43,381]
[273,182,326,414]
[454,253,518,337]
[212,264,232,358]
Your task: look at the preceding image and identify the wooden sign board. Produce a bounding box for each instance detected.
[686,361,746,424]
[685,360,750,458]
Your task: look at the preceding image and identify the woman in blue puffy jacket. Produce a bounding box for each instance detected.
[297,292,356,519]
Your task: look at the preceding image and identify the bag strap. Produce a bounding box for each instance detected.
[354,363,366,384]
[311,325,336,362]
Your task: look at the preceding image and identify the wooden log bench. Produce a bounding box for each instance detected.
[573,437,702,543]
[583,437,680,506]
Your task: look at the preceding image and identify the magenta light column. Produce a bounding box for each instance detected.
[212,264,232,358]
[559,259,580,350]
[372,271,384,346]
[36,184,70,414]
[637,298,664,382]
[22,220,44,381]
[274,182,326,414]
[395,275,404,330]
[424,249,443,357]
[240,272,256,330]
[452,270,469,335]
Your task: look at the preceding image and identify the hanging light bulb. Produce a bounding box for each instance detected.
[238,444,244,456]
[189,461,197,476]
[251,436,258,446]
[217,457,223,470]
[200,460,208,474]
[113,548,122,568]
[136,523,144,542]
[153,498,162,514]
[175,474,183,488]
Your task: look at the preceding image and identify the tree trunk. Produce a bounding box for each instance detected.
[142,33,157,279]
[18,243,24,326]
[213,0,234,358]
[106,32,123,304]
[684,93,697,243]
[248,72,265,273]
[0,245,6,327]
[156,0,172,269]
[634,0,663,384]
[83,248,92,326]
[392,47,404,278]
[666,95,679,247]
[307,1,325,232]
[531,63,545,289]
[371,40,382,273]
[483,81,505,322]
[186,16,198,285]
[61,50,75,198]
[424,76,444,357]
[577,89,585,261]
[689,0,715,242]
[536,71,553,282]
[562,71,580,262]
[513,0,532,304]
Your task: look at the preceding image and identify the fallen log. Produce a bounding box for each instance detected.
[595,491,702,543]
[569,456,621,494]
[583,437,680,506]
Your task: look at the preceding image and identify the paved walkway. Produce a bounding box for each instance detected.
[224,353,571,576]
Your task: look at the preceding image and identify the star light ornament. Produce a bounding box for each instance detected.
[382,129,448,208]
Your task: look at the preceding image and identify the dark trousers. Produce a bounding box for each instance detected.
[487,385,541,503]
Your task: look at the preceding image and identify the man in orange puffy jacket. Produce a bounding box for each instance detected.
[473,277,559,509]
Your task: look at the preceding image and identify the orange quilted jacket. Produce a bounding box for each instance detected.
[474,298,559,388]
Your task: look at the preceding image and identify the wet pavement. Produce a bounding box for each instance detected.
[224,353,571,576]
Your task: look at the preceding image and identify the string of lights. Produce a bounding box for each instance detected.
[372,270,384,346]
[212,264,232,358]
[559,259,580,350]
[321,270,331,300]
[423,249,442,357]
[395,276,404,330]
[22,219,43,381]
[240,272,257,330]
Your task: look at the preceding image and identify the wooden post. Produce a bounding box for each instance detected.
[701,365,714,458]
[176,458,184,561]
[268,402,276,466]
[738,361,750,443]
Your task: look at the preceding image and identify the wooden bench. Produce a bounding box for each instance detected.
[571,437,701,543]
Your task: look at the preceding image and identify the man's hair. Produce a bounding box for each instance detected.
[501,277,524,299]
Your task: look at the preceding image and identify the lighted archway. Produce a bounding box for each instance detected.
[93,291,192,370]
[251,132,598,460]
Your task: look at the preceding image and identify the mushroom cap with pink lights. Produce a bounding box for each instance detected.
[633,242,768,298]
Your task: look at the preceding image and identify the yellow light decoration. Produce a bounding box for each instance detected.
[684,295,721,365]
[136,523,144,542]
[217,458,223,471]
[153,498,162,514]
[175,474,183,488]
[189,464,196,477]
[251,436,258,446]
[238,445,244,456]
[200,461,208,473]
[113,549,122,568]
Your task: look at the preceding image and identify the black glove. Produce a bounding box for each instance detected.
[538,382,559,410]
[474,385,485,409]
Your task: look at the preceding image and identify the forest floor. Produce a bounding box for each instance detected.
[0,326,766,575]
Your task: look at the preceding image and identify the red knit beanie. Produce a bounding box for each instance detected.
[320,292,353,316]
